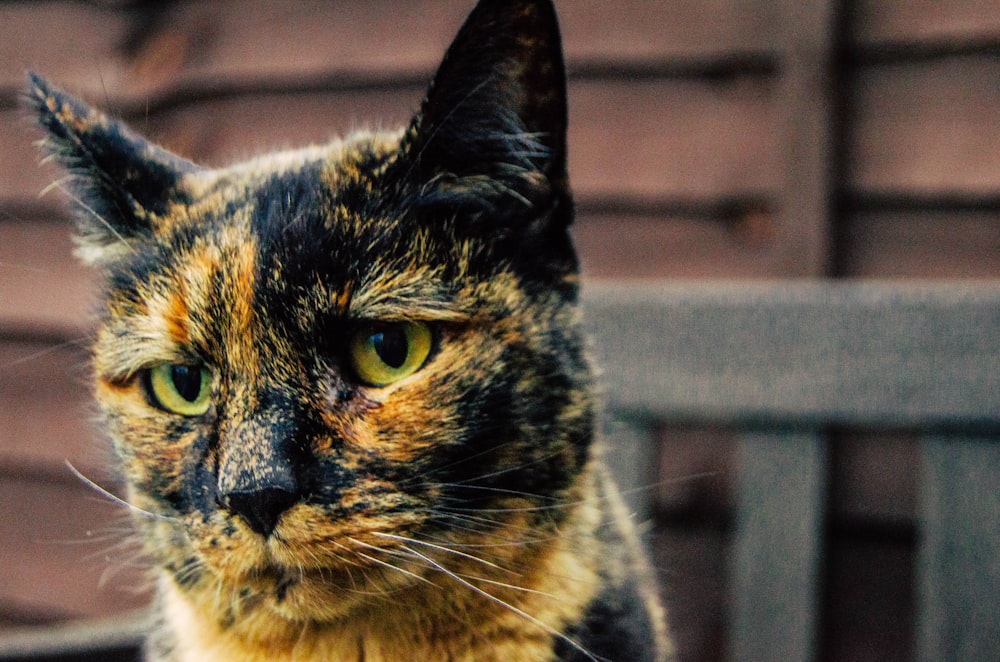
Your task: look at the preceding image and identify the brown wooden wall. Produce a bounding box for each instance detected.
[1,2,998,660]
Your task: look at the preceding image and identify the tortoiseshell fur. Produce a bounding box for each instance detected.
[28,1,672,660]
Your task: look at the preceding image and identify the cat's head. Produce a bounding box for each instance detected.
[28,0,593,625]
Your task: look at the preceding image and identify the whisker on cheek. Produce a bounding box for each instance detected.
[423,509,554,542]
[370,531,512,573]
[394,544,601,662]
[351,548,439,589]
[66,460,179,523]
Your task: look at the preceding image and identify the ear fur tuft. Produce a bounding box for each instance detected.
[25,72,199,264]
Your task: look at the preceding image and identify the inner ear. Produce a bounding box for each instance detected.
[408,0,569,196]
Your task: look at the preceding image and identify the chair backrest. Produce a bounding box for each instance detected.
[583,281,1000,662]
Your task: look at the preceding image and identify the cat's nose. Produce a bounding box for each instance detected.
[221,484,299,538]
[215,403,309,537]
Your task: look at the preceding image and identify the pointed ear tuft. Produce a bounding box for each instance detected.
[25,72,199,265]
[407,0,570,220]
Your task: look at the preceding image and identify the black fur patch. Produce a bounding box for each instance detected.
[556,578,662,662]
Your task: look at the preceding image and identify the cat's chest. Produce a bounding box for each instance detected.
[165,592,558,662]
[172,634,556,662]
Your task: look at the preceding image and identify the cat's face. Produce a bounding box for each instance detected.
[30,0,592,624]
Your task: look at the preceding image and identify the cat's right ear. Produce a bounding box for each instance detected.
[25,73,199,265]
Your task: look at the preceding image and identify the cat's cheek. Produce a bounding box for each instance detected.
[101,417,193,506]
[335,393,447,463]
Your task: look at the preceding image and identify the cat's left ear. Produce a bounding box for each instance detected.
[25,73,199,265]
[407,0,571,223]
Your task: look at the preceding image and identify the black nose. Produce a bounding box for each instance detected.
[222,485,299,538]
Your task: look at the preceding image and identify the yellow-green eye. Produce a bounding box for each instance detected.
[348,321,433,387]
[146,364,212,416]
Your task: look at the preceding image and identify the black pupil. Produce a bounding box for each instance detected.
[171,366,203,402]
[372,327,409,369]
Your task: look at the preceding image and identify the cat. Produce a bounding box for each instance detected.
[27,1,672,660]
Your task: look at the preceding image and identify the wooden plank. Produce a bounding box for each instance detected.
[0,1,780,95]
[6,75,780,208]
[106,0,470,97]
[0,3,130,95]
[0,106,51,206]
[840,210,1000,278]
[0,613,145,661]
[126,0,778,92]
[123,86,421,169]
[728,432,826,662]
[772,0,837,275]
[917,436,1000,662]
[568,79,778,201]
[0,340,105,475]
[0,475,150,624]
[850,56,1000,198]
[1,88,415,204]
[0,219,95,337]
[852,0,1000,49]
[559,0,778,66]
[573,212,784,279]
[581,282,1000,426]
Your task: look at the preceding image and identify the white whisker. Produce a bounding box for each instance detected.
[65,460,177,522]
[2,336,91,369]
[43,180,136,254]
[396,440,521,487]
[397,544,602,662]
[351,548,439,589]
[370,531,510,573]
[430,482,562,501]
[426,510,551,541]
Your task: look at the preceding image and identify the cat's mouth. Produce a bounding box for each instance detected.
[218,552,421,623]
[240,551,367,591]
[183,505,435,619]
[217,560,344,609]
[241,565,299,602]
[213,531,424,601]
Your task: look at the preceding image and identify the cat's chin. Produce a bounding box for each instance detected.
[183,507,427,591]
[244,565,385,622]
[171,557,418,627]
[182,533,427,625]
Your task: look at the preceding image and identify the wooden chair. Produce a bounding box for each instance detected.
[588,282,1000,662]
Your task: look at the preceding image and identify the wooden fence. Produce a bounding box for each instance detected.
[1,1,999,660]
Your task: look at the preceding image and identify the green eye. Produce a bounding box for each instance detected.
[348,321,433,387]
[146,364,212,416]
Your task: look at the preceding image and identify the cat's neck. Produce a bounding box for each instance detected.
[158,468,604,662]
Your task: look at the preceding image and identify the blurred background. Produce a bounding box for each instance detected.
[1,1,998,660]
